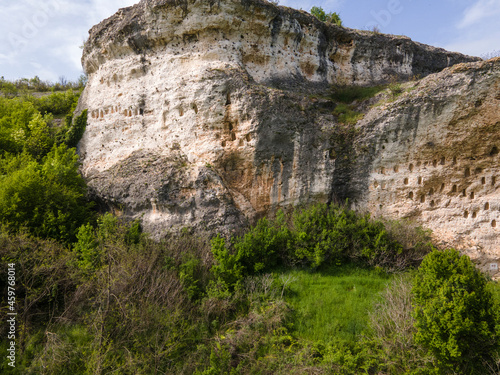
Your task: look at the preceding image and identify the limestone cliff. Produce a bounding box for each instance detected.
[349,58,500,256]
[76,0,500,255]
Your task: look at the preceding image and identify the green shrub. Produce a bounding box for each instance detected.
[97,212,118,241]
[0,97,39,154]
[233,211,290,273]
[125,219,142,244]
[28,89,79,116]
[292,204,400,269]
[210,211,291,292]
[388,82,403,99]
[65,109,87,148]
[292,203,348,267]
[211,204,409,293]
[310,6,343,26]
[197,344,235,375]
[23,112,54,159]
[1,81,19,98]
[180,256,204,300]
[333,103,364,125]
[0,145,92,242]
[74,223,100,271]
[413,249,499,374]
[210,235,245,294]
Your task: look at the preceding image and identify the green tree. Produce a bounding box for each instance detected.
[310,6,343,26]
[0,145,92,242]
[412,249,498,374]
[24,112,54,159]
[74,223,100,271]
[1,81,18,98]
[0,97,39,154]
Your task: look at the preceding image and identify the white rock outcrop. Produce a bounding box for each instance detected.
[76,0,500,256]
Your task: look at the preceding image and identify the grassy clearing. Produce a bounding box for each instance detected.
[284,265,393,344]
[332,103,364,125]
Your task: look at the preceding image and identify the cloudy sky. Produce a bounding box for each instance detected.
[1,0,499,82]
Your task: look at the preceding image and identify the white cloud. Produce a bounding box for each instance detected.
[442,0,500,57]
[29,62,59,82]
[0,0,139,81]
[87,0,138,24]
[444,29,500,57]
[458,0,500,28]
[0,53,15,65]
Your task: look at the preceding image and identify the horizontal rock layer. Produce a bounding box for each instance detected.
[82,0,477,86]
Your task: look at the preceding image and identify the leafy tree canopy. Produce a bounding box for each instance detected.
[310,6,343,26]
[0,145,93,242]
[412,249,499,374]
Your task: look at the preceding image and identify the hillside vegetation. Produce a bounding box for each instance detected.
[1,78,500,374]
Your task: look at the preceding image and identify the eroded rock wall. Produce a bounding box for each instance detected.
[348,59,500,255]
[77,0,494,251]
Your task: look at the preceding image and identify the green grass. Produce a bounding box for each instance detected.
[284,265,392,344]
[331,85,386,103]
[333,103,364,125]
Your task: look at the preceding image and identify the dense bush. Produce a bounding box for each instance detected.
[0,86,91,243]
[211,204,428,293]
[0,145,93,242]
[210,211,290,293]
[292,204,399,267]
[0,98,40,154]
[0,89,82,159]
[413,249,499,374]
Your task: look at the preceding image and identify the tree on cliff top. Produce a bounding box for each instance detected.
[311,6,342,26]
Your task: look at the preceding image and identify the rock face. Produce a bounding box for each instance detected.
[76,0,500,255]
[348,59,500,256]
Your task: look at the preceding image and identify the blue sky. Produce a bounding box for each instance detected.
[1,0,499,82]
